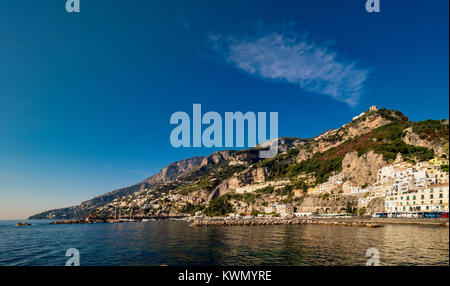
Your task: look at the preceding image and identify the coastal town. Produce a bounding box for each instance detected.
[89,153,448,223]
[30,107,450,226]
[307,153,449,217]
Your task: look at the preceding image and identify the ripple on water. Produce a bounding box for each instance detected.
[0,221,448,266]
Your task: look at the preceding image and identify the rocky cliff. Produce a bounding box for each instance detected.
[341,150,387,186]
[402,125,449,157]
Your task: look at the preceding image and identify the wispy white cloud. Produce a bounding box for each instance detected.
[210,26,369,106]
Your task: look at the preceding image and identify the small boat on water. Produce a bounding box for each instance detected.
[15,222,31,226]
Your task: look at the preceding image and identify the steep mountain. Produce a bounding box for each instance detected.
[29,107,449,219]
[28,183,143,219]
[141,157,205,187]
[29,156,210,219]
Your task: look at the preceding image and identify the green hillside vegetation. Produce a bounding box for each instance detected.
[179,203,205,215]
[411,119,449,141]
[204,195,233,216]
[256,118,442,186]
[178,162,247,195]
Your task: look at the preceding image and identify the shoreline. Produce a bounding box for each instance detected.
[188,217,450,228]
[34,216,450,228]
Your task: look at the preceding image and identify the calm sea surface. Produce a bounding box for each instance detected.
[0,220,448,266]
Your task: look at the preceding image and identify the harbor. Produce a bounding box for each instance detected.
[1,219,448,266]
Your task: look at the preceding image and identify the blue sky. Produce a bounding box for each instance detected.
[0,0,448,219]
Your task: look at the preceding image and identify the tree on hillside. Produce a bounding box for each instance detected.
[205,196,233,217]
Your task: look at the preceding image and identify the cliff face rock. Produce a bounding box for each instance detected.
[340,114,391,142]
[402,127,447,157]
[184,190,210,205]
[207,166,270,202]
[144,157,204,186]
[366,197,385,214]
[200,150,236,167]
[275,137,309,153]
[296,147,314,163]
[257,137,308,153]
[236,167,268,184]
[341,151,387,186]
[208,176,241,201]
[252,167,268,183]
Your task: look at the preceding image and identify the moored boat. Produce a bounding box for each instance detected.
[15,222,31,226]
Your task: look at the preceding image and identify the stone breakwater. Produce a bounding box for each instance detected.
[190,218,383,228]
[50,220,87,224]
[190,217,450,228]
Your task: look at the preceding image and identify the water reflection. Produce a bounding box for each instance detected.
[0,220,448,266]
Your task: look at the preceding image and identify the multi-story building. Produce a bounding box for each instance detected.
[385,183,449,213]
[328,173,344,185]
[342,181,361,194]
[372,180,394,198]
[318,181,340,193]
[385,190,419,213]
[417,183,449,212]
[304,152,448,215]
[307,186,321,195]
[365,153,449,214]
[374,153,446,197]
[265,204,294,216]
[429,157,449,166]
[377,154,413,183]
